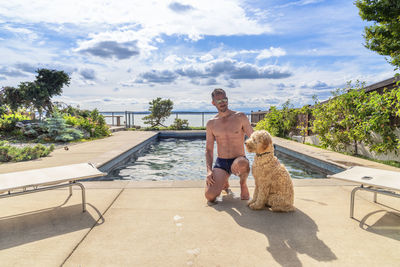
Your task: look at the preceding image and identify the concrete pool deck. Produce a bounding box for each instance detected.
[0,130,399,266]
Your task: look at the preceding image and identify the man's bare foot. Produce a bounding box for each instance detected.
[240,184,250,200]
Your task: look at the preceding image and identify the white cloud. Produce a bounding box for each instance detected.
[278,0,324,8]
[164,55,183,65]
[256,47,286,60]
[1,1,272,41]
[200,54,214,61]
[3,25,39,42]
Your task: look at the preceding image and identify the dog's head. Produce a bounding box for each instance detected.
[245,130,273,154]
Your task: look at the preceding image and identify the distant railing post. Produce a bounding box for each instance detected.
[124,111,127,128]
[202,112,204,127]
[112,112,114,126]
[132,113,134,126]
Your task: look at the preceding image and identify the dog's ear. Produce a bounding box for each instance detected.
[261,131,272,150]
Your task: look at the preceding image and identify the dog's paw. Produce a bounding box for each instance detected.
[249,202,263,210]
[247,199,256,206]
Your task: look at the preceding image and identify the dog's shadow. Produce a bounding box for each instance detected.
[213,195,337,267]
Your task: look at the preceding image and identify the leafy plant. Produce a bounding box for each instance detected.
[312,81,400,155]
[44,112,83,142]
[355,0,400,69]
[0,141,54,162]
[169,118,189,130]
[296,105,312,143]
[361,87,400,154]
[255,106,284,136]
[312,82,369,154]
[255,100,299,137]
[64,109,110,138]
[281,100,298,137]
[0,112,31,132]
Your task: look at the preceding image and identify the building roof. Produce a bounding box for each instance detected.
[363,76,400,93]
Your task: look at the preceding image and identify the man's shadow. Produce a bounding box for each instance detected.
[0,203,103,250]
[212,195,337,267]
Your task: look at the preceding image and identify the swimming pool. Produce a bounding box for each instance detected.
[105,138,326,181]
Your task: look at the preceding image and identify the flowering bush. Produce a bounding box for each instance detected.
[64,109,110,138]
[0,112,31,132]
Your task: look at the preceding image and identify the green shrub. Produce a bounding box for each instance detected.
[0,141,54,162]
[61,105,91,117]
[64,109,110,138]
[169,118,189,130]
[0,106,7,117]
[255,101,298,137]
[255,106,284,136]
[64,114,80,127]
[44,112,84,142]
[20,121,48,139]
[0,112,31,132]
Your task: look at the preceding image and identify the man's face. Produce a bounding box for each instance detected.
[212,94,228,112]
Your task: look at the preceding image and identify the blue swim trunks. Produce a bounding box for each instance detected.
[214,157,247,174]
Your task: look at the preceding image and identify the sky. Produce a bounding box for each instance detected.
[0,0,397,113]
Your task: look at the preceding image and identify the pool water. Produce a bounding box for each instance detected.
[106,138,326,181]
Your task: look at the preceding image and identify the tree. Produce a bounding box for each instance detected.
[0,69,70,117]
[27,69,70,116]
[142,97,173,127]
[281,100,298,137]
[362,86,400,154]
[0,86,28,111]
[312,81,400,155]
[296,104,312,143]
[255,106,284,136]
[312,82,369,155]
[255,100,298,137]
[355,0,400,69]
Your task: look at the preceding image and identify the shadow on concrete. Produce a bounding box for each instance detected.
[213,195,337,267]
[359,210,400,241]
[0,204,102,250]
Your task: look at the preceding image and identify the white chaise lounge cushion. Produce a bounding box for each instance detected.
[0,163,105,193]
[329,166,400,191]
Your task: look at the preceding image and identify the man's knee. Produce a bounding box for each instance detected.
[233,157,250,175]
[205,190,218,202]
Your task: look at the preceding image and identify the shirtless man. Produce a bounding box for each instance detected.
[205,88,254,202]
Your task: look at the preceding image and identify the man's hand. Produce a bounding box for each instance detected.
[206,171,215,186]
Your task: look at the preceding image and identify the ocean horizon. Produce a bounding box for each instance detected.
[100,111,252,127]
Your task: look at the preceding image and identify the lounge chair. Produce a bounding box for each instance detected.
[0,163,105,212]
[329,166,400,218]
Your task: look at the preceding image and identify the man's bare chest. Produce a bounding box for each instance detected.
[212,116,243,137]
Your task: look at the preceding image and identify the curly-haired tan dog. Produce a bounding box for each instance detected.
[245,130,295,212]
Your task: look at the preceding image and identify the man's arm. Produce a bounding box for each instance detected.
[241,113,254,138]
[205,120,215,185]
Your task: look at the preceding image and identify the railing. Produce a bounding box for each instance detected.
[100,111,251,128]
